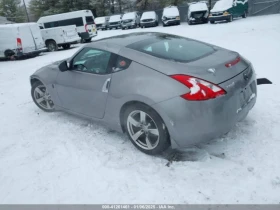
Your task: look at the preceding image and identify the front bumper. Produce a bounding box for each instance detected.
[121,22,136,28]
[109,24,121,28]
[140,21,156,27]
[162,19,180,25]
[209,15,231,22]
[152,71,257,148]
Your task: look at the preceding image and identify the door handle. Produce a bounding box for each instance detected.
[102,78,111,93]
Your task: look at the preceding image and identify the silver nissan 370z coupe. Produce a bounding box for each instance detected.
[30,32,257,155]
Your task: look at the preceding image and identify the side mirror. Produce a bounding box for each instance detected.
[59,60,70,72]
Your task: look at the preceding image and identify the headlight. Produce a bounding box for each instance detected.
[223,11,229,15]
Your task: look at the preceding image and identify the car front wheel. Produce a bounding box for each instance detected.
[124,104,170,155]
[31,81,54,112]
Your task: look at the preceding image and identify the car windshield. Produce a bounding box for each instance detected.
[127,34,215,63]
[109,15,121,22]
[211,0,233,12]
[163,7,179,17]
[141,12,156,20]
[122,12,135,20]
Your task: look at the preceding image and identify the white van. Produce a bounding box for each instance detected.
[121,12,141,30]
[162,6,181,26]
[108,14,122,30]
[0,23,46,59]
[39,25,80,51]
[37,10,97,43]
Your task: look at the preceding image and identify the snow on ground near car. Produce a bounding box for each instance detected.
[0,14,280,204]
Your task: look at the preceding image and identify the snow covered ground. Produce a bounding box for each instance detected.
[1,14,280,204]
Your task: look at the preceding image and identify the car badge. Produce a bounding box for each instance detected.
[207,68,216,75]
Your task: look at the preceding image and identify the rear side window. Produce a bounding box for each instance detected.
[86,16,94,24]
[127,34,215,63]
[112,55,132,72]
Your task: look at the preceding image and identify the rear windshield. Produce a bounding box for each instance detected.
[127,34,215,63]
[86,16,94,24]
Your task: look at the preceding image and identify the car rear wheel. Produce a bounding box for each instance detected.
[124,104,170,155]
[31,81,54,112]
[46,40,58,52]
[228,15,233,22]
[210,20,215,24]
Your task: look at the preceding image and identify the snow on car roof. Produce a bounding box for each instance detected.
[163,6,179,17]
[211,0,233,12]
[122,12,136,20]
[141,11,156,20]
[95,17,106,24]
[109,15,122,22]
[189,2,208,12]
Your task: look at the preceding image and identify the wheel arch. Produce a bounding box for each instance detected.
[45,39,56,45]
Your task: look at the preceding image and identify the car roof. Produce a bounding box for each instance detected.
[88,32,172,48]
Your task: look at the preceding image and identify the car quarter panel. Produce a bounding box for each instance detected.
[103,61,188,134]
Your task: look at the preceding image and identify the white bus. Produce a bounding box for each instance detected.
[37,10,97,42]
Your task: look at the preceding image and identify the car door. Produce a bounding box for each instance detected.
[55,47,113,119]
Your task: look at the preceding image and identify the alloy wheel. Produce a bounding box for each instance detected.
[127,110,160,150]
[33,85,54,110]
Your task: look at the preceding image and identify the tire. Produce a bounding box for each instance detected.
[242,11,247,18]
[46,40,58,52]
[62,44,71,50]
[210,21,215,24]
[31,81,55,112]
[228,15,233,22]
[188,21,192,25]
[124,103,170,155]
[177,21,181,25]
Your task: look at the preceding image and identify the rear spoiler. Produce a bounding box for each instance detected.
[257,78,272,85]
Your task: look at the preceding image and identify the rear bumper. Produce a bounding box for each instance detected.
[79,31,97,39]
[209,15,231,22]
[152,74,257,148]
[62,37,80,45]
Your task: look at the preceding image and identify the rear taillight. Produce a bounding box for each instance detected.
[17,38,22,51]
[171,74,226,101]
[225,56,241,68]
[85,24,88,32]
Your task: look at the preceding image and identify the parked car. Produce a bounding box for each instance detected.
[162,6,180,26]
[39,25,80,52]
[95,16,109,30]
[37,10,97,43]
[140,11,158,28]
[209,0,248,23]
[108,14,122,29]
[121,12,141,30]
[188,2,209,25]
[0,23,46,59]
[30,32,257,155]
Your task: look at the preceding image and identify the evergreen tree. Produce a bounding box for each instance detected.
[0,0,26,22]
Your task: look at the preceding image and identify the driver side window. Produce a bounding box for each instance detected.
[72,47,111,74]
